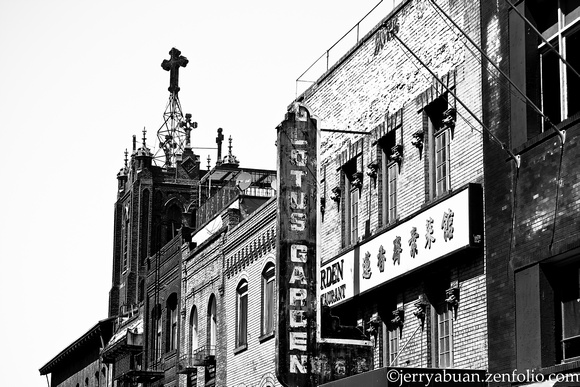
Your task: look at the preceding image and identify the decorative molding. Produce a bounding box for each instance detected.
[413,295,428,328]
[351,172,363,190]
[330,186,341,203]
[366,312,381,338]
[445,285,460,318]
[411,130,424,151]
[442,108,457,132]
[366,161,379,181]
[389,306,405,331]
[388,144,404,165]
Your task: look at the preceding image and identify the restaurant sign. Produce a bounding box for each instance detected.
[276,104,318,387]
[359,183,482,294]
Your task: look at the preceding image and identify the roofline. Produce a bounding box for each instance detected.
[39,317,115,375]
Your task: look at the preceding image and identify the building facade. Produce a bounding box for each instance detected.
[178,159,276,387]
[295,0,489,384]
[484,0,580,385]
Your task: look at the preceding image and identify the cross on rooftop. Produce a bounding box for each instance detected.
[161,47,189,94]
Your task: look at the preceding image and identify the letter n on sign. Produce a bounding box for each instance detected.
[276,104,318,387]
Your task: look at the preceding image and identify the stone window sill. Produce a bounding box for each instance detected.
[233,344,247,355]
[259,331,275,343]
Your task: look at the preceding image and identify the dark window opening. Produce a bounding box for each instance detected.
[236,280,248,348]
[559,264,580,360]
[342,156,361,246]
[379,131,398,226]
[424,95,450,200]
[261,263,275,336]
[166,293,178,352]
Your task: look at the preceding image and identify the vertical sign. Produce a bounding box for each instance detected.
[276,104,318,387]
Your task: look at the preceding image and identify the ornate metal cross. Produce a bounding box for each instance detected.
[161,47,189,94]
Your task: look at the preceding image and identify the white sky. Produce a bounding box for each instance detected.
[0,1,396,385]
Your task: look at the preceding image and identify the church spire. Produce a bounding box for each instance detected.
[221,135,240,167]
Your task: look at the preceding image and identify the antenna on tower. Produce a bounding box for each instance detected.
[154,48,197,168]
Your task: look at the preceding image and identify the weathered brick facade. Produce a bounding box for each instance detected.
[483,0,580,385]
[223,198,279,387]
[298,0,488,380]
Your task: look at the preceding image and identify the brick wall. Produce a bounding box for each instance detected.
[224,199,279,387]
[301,0,484,264]
[298,0,488,376]
[481,0,517,383]
[181,229,227,387]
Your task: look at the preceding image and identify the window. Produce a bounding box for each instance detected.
[424,95,451,200]
[166,204,182,242]
[435,304,454,368]
[189,306,198,358]
[342,156,362,246]
[261,263,275,336]
[379,130,399,226]
[236,280,248,349]
[166,293,178,352]
[122,204,130,272]
[385,325,400,366]
[151,305,162,362]
[208,295,217,354]
[528,0,580,127]
[558,264,580,360]
[435,130,450,195]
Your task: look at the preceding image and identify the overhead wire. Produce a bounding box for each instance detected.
[389,15,523,277]
[426,0,565,143]
[427,0,568,255]
[390,26,520,167]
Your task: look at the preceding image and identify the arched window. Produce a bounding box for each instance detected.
[208,295,217,355]
[166,293,178,352]
[189,306,198,358]
[261,263,275,336]
[236,280,248,348]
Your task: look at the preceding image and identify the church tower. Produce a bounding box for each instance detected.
[108,48,203,318]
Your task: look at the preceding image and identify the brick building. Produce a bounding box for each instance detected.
[222,198,278,387]
[178,154,276,387]
[292,0,489,384]
[39,318,115,387]
[483,0,580,385]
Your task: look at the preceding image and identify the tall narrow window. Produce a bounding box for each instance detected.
[528,0,580,127]
[350,187,359,243]
[236,280,248,349]
[379,129,399,226]
[165,293,178,351]
[151,305,162,362]
[435,129,450,195]
[262,263,275,336]
[189,306,198,358]
[425,95,451,200]
[385,325,400,366]
[559,264,580,360]
[122,204,130,272]
[208,295,217,355]
[436,304,454,368]
[166,204,182,243]
[342,156,361,246]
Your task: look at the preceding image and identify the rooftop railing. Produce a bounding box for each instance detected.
[295,0,405,98]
